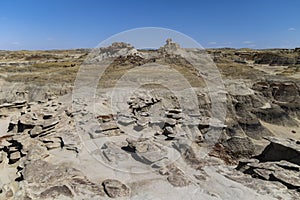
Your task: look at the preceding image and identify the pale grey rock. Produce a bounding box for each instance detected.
[21,159,106,199]
[41,137,62,150]
[9,151,21,161]
[126,138,168,164]
[100,142,129,164]
[29,125,42,137]
[102,179,130,198]
[136,117,149,127]
[165,118,177,126]
[237,159,300,191]
[117,115,135,126]
[167,174,190,187]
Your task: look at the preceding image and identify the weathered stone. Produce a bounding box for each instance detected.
[43,142,62,150]
[39,185,73,199]
[102,179,130,198]
[117,116,135,126]
[165,118,176,126]
[223,136,255,158]
[164,126,174,134]
[256,137,300,165]
[237,159,300,190]
[22,159,105,199]
[136,117,149,127]
[99,121,119,131]
[167,108,182,114]
[42,118,59,129]
[126,138,168,164]
[29,126,43,137]
[100,142,129,164]
[167,174,190,187]
[9,151,21,163]
[19,114,37,126]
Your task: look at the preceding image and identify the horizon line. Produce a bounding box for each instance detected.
[1,46,300,52]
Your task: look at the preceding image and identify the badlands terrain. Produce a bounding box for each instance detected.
[0,40,299,199]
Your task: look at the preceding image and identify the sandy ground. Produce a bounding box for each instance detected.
[261,119,300,141]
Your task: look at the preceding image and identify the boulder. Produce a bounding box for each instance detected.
[102,179,130,198]
[167,175,190,187]
[100,142,129,164]
[237,159,300,190]
[255,137,300,165]
[223,136,255,158]
[125,138,168,165]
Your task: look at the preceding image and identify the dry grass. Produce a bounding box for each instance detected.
[216,57,265,79]
[98,58,206,88]
[1,62,80,85]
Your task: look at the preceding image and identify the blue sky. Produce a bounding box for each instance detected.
[0,0,299,50]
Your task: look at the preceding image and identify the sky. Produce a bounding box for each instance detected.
[0,0,300,50]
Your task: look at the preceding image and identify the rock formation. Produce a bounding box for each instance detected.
[0,40,299,199]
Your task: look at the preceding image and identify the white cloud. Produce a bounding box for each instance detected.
[242,41,256,47]
[46,37,54,41]
[208,41,217,45]
[243,41,254,44]
[288,27,296,31]
[12,41,20,45]
[207,41,232,47]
